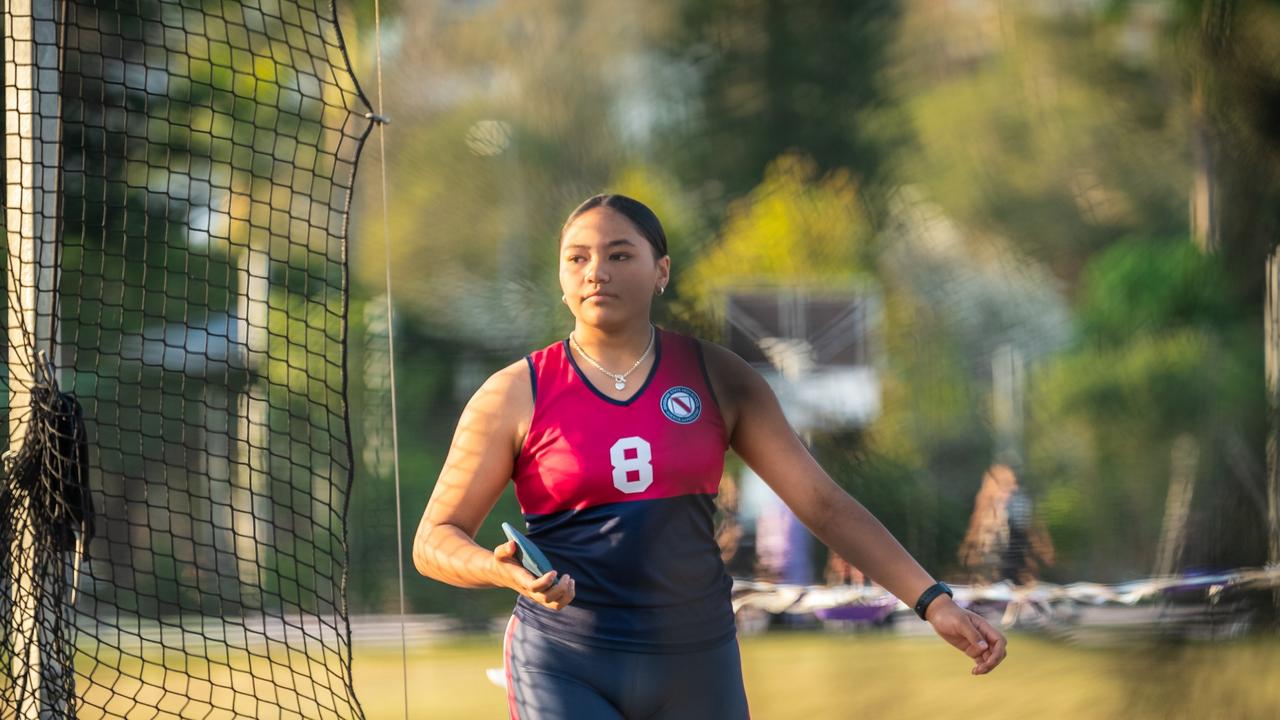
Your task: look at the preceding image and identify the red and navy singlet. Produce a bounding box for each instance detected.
[511,328,736,653]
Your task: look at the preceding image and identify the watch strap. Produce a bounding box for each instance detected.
[914,581,953,621]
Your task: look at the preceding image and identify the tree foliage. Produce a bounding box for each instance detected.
[675,153,874,324]
[657,0,905,208]
[1030,240,1265,578]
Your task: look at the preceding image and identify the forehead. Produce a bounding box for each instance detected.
[561,207,642,247]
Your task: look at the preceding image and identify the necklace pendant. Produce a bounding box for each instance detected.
[614,378,626,391]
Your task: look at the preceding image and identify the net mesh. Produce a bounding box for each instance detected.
[2,0,373,716]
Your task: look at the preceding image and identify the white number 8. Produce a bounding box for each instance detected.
[610,436,653,494]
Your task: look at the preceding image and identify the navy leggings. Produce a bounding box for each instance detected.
[502,615,750,719]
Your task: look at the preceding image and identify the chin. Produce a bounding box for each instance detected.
[577,306,632,330]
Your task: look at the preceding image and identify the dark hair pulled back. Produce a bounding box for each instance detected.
[561,194,668,259]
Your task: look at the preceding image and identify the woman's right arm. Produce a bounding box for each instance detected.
[412,362,575,610]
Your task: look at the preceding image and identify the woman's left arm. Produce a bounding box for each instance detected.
[703,342,1007,675]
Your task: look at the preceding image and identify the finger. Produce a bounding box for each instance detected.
[971,642,1005,674]
[985,629,1006,658]
[956,629,986,659]
[973,649,992,674]
[955,615,989,656]
[970,618,1004,661]
[546,579,576,611]
[544,575,573,604]
[529,571,559,592]
[972,614,1002,643]
[975,636,1008,674]
[955,627,986,657]
[494,540,517,560]
[529,574,567,603]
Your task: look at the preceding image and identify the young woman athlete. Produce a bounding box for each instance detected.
[414,194,1008,719]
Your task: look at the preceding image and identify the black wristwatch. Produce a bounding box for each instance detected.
[914,581,953,621]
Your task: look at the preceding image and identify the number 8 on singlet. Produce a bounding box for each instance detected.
[610,436,653,494]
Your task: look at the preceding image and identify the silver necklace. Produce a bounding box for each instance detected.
[570,327,655,391]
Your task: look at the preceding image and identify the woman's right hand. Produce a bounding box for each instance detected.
[492,540,576,611]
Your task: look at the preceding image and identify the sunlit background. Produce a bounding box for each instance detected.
[336,0,1280,717]
[15,0,1279,717]
[320,0,1280,712]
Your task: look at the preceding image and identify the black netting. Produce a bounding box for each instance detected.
[2,0,374,717]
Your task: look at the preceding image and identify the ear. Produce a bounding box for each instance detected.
[657,255,671,286]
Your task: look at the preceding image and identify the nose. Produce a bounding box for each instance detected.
[585,258,609,284]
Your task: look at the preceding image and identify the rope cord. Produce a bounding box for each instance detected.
[368,1,412,718]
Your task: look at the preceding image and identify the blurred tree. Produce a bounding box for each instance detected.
[656,0,907,212]
[891,0,1189,283]
[1105,0,1280,265]
[890,0,1277,583]
[349,0,685,352]
[1104,0,1280,597]
[674,153,875,324]
[1030,240,1265,580]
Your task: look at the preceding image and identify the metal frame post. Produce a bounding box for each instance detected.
[4,0,64,715]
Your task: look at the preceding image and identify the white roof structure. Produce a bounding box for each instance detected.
[725,289,881,432]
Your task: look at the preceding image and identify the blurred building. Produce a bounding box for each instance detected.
[725,289,881,584]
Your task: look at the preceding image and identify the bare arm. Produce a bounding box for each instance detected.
[704,343,934,604]
[412,361,575,610]
[702,341,1006,674]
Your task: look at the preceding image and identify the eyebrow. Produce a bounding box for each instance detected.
[563,239,638,251]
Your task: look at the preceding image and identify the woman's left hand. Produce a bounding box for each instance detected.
[925,596,1007,675]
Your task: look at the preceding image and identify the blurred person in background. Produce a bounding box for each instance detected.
[715,472,745,566]
[826,553,868,587]
[960,464,1055,585]
[414,194,1007,719]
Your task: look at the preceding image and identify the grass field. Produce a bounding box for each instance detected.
[351,631,1280,719]
[64,630,1280,718]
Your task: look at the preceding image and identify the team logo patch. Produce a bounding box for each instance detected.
[660,386,702,424]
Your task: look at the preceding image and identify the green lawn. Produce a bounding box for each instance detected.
[351,632,1280,719]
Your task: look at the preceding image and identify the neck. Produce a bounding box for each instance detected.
[571,320,654,366]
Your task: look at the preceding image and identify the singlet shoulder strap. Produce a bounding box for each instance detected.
[524,340,569,407]
[523,354,537,404]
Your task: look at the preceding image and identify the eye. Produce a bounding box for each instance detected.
[565,255,584,263]
[610,253,631,261]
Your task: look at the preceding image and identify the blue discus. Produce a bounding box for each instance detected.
[501,522,558,586]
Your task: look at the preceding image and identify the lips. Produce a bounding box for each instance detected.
[584,291,616,301]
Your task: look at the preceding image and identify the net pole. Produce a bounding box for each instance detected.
[231,244,271,603]
[3,0,64,715]
[1267,250,1280,614]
